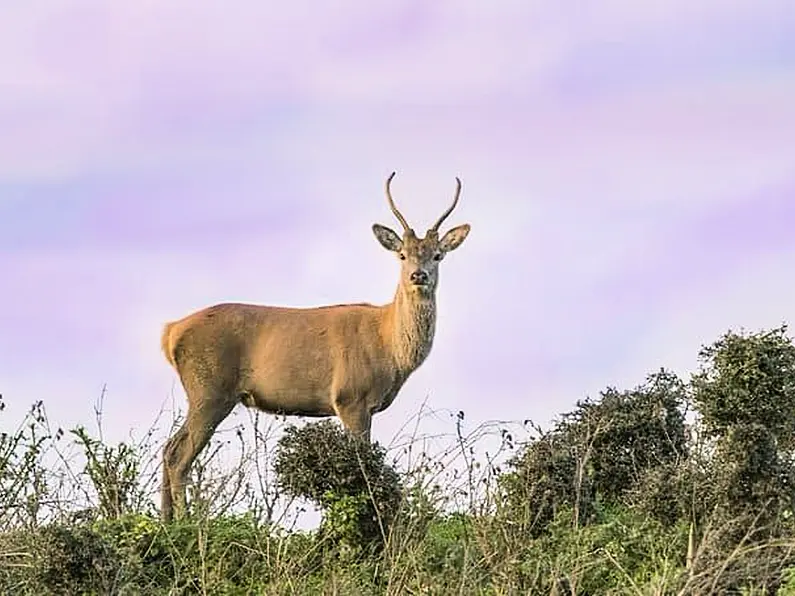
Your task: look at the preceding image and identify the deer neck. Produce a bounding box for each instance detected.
[386,283,437,373]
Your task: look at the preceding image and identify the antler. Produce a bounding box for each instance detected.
[385,171,411,233]
[429,177,462,233]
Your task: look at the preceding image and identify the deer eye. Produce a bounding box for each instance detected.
[433,252,443,261]
[399,253,407,260]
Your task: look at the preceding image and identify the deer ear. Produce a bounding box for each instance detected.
[372,224,403,252]
[439,224,470,253]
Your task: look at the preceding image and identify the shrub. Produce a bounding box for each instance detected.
[0,523,121,595]
[274,420,403,555]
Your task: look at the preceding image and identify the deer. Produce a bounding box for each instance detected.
[159,172,471,521]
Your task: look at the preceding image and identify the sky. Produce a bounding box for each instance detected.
[1,0,795,454]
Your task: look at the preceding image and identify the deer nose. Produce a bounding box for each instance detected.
[410,269,429,285]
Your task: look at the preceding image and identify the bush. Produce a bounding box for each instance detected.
[0,523,120,595]
[499,370,688,535]
[274,420,403,555]
[517,506,689,595]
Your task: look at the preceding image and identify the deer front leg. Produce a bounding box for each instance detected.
[333,396,373,442]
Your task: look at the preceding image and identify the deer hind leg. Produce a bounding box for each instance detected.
[161,435,177,522]
[162,396,237,521]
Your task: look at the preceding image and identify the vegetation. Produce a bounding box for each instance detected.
[4,325,795,594]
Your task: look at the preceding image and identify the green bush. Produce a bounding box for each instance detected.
[499,370,688,536]
[274,420,403,555]
[518,506,688,595]
[93,512,279,593]
[0,523,120,595]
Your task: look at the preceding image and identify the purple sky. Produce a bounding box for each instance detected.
[2,0,795,447]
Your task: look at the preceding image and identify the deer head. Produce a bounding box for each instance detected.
[372,172,471,298]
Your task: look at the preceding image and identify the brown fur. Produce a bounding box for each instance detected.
[160,174,471,521]
[160,321,177,367]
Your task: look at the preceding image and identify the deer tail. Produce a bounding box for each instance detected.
[161,321,178,368]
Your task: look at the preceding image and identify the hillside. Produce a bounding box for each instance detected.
[3,325,795,594]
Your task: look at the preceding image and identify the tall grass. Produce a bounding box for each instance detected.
[1,392,794,595]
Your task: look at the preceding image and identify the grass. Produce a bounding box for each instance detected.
[1,393,795,595]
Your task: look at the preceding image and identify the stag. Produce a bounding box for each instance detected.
[159,172,471,521]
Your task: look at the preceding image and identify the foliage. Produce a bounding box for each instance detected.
[0,397,62,527]
[516,505,689,595]
[0,522,121,595]
[4,325,795,593]
[692,325,795,443]
[497,425,579,536]
[500,369,688,534]
[626,458,704,527]
[692,326,795,533]
[581,369,688,504]
[71,425,147,519]
[274,419,403,554]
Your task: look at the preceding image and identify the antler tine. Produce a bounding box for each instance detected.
[385,171,411,233]
[430,176,462,233]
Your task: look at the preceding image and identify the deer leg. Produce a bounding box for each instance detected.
[161,430,181,522]
[162,397,237,520]
[334,398,373,442]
